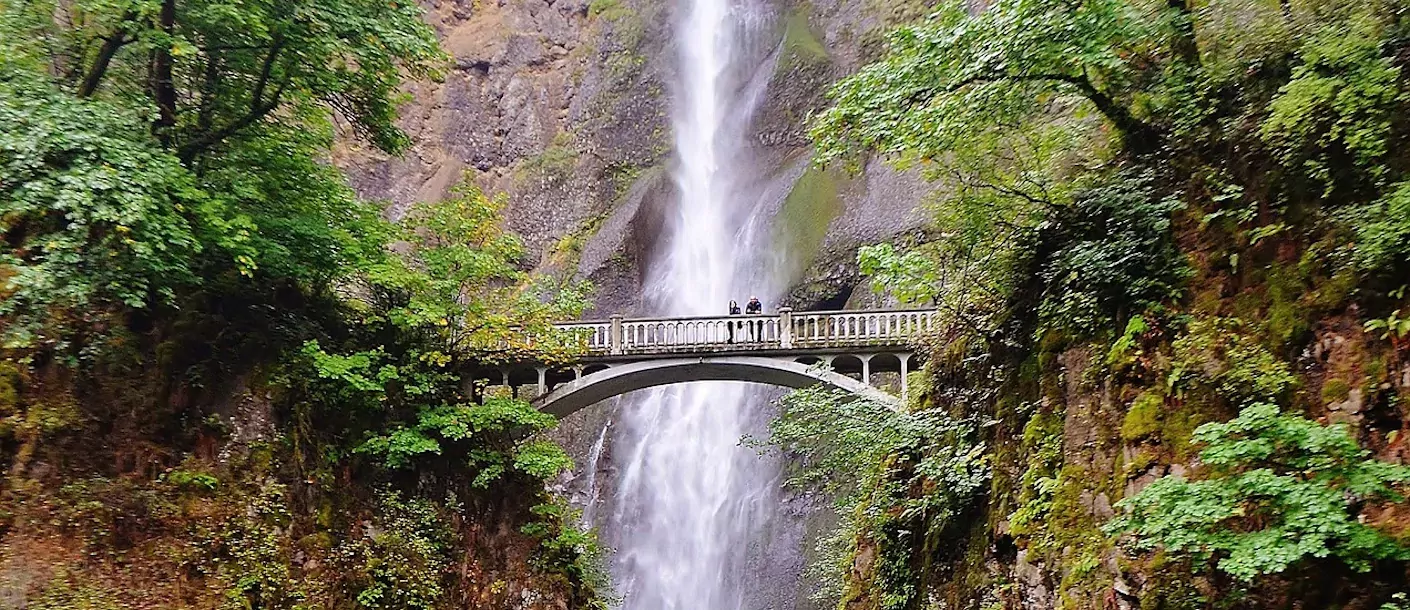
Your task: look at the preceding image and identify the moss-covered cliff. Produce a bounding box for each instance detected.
[767,0,1410,607]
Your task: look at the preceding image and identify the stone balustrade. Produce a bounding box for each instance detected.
[555,308,937,357]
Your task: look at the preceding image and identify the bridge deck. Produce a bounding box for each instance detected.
[471,308,936,410]
[554,307,936,359]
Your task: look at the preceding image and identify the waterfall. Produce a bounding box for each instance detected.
[580,420,610,526]
[597,0,796,607]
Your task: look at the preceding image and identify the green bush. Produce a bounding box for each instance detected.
[520,498,613,607]
[1350,181,1410,278]
[754,385,990,608]
[1260,17,1404,196]
[1040,172,1189,335]
[339,490,453,610]
[0,81,203,349]
[1169,318,1297,405]
[1107,403,1410,581]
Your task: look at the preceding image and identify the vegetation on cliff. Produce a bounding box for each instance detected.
[0,0,604,606]
[775,0,1410,606]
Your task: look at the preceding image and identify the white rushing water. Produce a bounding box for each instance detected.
[600,0,793,607]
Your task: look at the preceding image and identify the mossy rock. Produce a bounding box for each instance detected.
[772,164,844,285]
[1321,377,1352,403]
[778,10,829,73]
[1121,391,1164,442]
[0,359,20,414]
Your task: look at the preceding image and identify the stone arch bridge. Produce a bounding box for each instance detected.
[471,308,937,417]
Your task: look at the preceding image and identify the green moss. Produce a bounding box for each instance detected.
[515,131,580,186]
[1321,377,1352,403]
[1125,448,1157,477]
[1159,404,1204,462]
[779,10,829,71]
[0,360,19,414]
[551,212,609,265]
[1008,408,1064,536]
[587,0,633,21]
[1042,466,1115,609]
[1121,391,1164,442]
[604,161,644,197]
[772,164,843,283]
[1263,264,1307,348]
[29,573,122,610]
[1170,317,1297,406]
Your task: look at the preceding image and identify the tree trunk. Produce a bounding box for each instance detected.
[150,0,178,143]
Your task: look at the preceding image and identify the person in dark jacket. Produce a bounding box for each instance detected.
[727,300,741,343]
[745,296,762,340]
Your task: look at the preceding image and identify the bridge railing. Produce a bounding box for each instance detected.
[555,308,937,356]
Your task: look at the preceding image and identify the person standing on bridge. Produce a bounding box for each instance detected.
[745,296,763,341]
[727,300,741,343]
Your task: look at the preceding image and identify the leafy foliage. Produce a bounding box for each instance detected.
[520,499,615,609]
[0,0,440,353]
[754,385,990,608]
[811,0,1168,164]
[359,181,592,364]
[337,490,454,610]
[1350,181,1410,278]
[1039,172,1188,334]
[0,80,202,349]
[1169,318,1298,405]
[293,178,587,487]
[1260,17,1404,196]
[0,0,604,604]
[1108,403,1410,581]
[810,0,1410,603]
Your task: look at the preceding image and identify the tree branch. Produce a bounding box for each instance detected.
[248,34,287,115]
[194,52,223,134]
[908,68,1163,153]
[1167,0,1201,65]
[1042,71,1163,153]
[176,37,289,163]
[77,11,138,97]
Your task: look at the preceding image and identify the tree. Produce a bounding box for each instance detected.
[0,0,442,351]
[1,0,442,160]
[810,0,1177,165]
[359,181,592,365]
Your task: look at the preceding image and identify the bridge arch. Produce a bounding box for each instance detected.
[531,356,899,417]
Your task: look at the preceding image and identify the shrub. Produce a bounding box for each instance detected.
[1107,403,1410,581]
[1040,172,1189,336]
[753,385,990,608]
[1260,17,1403,196]
[1350,181,1410,278]
[1169,318,1297,405]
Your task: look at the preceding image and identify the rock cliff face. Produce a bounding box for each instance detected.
[339,0,935,318]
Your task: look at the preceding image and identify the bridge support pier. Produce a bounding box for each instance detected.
[900,354,910,406]
[536,367,547,397]
[859,354,873,386]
